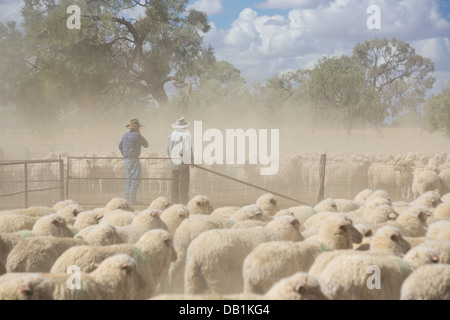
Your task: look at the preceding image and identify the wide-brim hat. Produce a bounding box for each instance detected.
[126,119,144,129]
[172,117,190,129]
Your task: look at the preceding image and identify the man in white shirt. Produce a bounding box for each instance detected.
[167,117,193,204]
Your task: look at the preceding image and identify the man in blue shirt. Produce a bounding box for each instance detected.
[119,119,148,205]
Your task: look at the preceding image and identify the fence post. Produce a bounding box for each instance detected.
[24,162,29,208]
[317,154,326,204]
[59,158,65,201]
[66,158,70,200]
[0,148,3,191]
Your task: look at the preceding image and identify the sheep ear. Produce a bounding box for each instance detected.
[291,219,301,230]
[432,255,439,263]
[364,229,373,237]
[296,284,305,295]
[388,212,397,220]
[122,263,133,273]
[390,233,398,241]
[150,210,160,217]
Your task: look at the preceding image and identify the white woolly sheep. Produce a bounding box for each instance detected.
[50,229,177,299]
[187,195,214,215]
[365,189,391,202]
[366,204,398,224]
[411,190,442,210]
[369,226,411,256]
[166,215,235,293]
[426,220,450,240]
[439,168,450,194]
[100,209,136,227]
[210,207,240,219]
[0,215,40,233]
[160,204,190,236]
[433,202,450,219]
[53,200,79,212]
[104,198,134,214]
[56,204,84,226]
[362,197,393,219]
[230,204,263,222]
[256,193,279,217]
[421,239,450,263]
[354,189,374,203]
[0,206,55,217]
[114,209,168,244]
[412,167,441,199]
[184,216,303,295]
[314,198,337,212]
[2,254,144,300]
[148,197,172,211]
[334,199,364,213]
[442,193,450,203]
[0,274,53,300]
[231,220,267,229]
[242,214,362,294]
[32,214,74,238]
[6,237,87,273]
[285,206,317,225]
[74,224,124,246]
[263,272,327,300]
[314,253,412,299]
[400,264,450,300]
[73,211,102,230]
[393,206,428,237]
[402,245,440,269]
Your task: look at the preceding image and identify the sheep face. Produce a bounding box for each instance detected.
[371,226,411,256]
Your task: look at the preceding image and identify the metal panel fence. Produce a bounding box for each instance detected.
[1,155,415,210]
[0,160,64,210]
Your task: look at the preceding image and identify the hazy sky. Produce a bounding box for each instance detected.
[1,0,449,95]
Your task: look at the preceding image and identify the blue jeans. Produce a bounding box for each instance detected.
[124,158,141,204]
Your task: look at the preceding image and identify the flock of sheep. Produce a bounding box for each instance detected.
[0,186,449,300]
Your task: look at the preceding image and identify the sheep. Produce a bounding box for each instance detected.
[160,204,190,236]
[56,204,84,226]
[100,209,136,227]
[412,167,441,199]
[439,168,450,194]
[104,198,134,214]
[6,237,87,273]
[0,274,53,300]
[433,202,450,219]
[366,204,398,224]
[73,211,102,230]
[263,272,327,300]
[114,209,168,244]
[50,229,177,299]
[231,220,268,229]
[411,190,442,210]
[184,216,303,295]
[0,231,35,269]
[402,245,440,269]
[229,204,263,222]
[74,224,124,246]
[362,197,392,219]
[314,198,337,212]
[421,239,450,263]
[148,197,172,211]
[31,214,74,238]
[442,193,450,203]
[0,206,55,217]
[393,206,428,237]
[53,200,79,212]
[255,193,279,217]
[242,214,362,294]
[369,225,411,256]
[0,215,40,233]
[354,189,374,203]
[313,253,413,299]
[426,220,450,240]
[186,195,214,215]
[1,254,144,300]
[210,207,240,219]
[285,206,316,225]
[334,199,364,213]
[166,215,235,293]
[400,264,450,300]
[365,189,391,202]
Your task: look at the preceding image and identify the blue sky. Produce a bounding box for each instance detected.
[1,0,449,96]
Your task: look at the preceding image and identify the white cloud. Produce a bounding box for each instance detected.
[256,0,328,9]
[204,0,449,91]
[187,0,223,16]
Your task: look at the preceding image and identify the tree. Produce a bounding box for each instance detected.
[423,84,450,136]
[353,37,435,136]
[306,55,370,136]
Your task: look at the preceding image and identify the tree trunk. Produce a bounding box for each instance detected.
[151,85,170,107]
